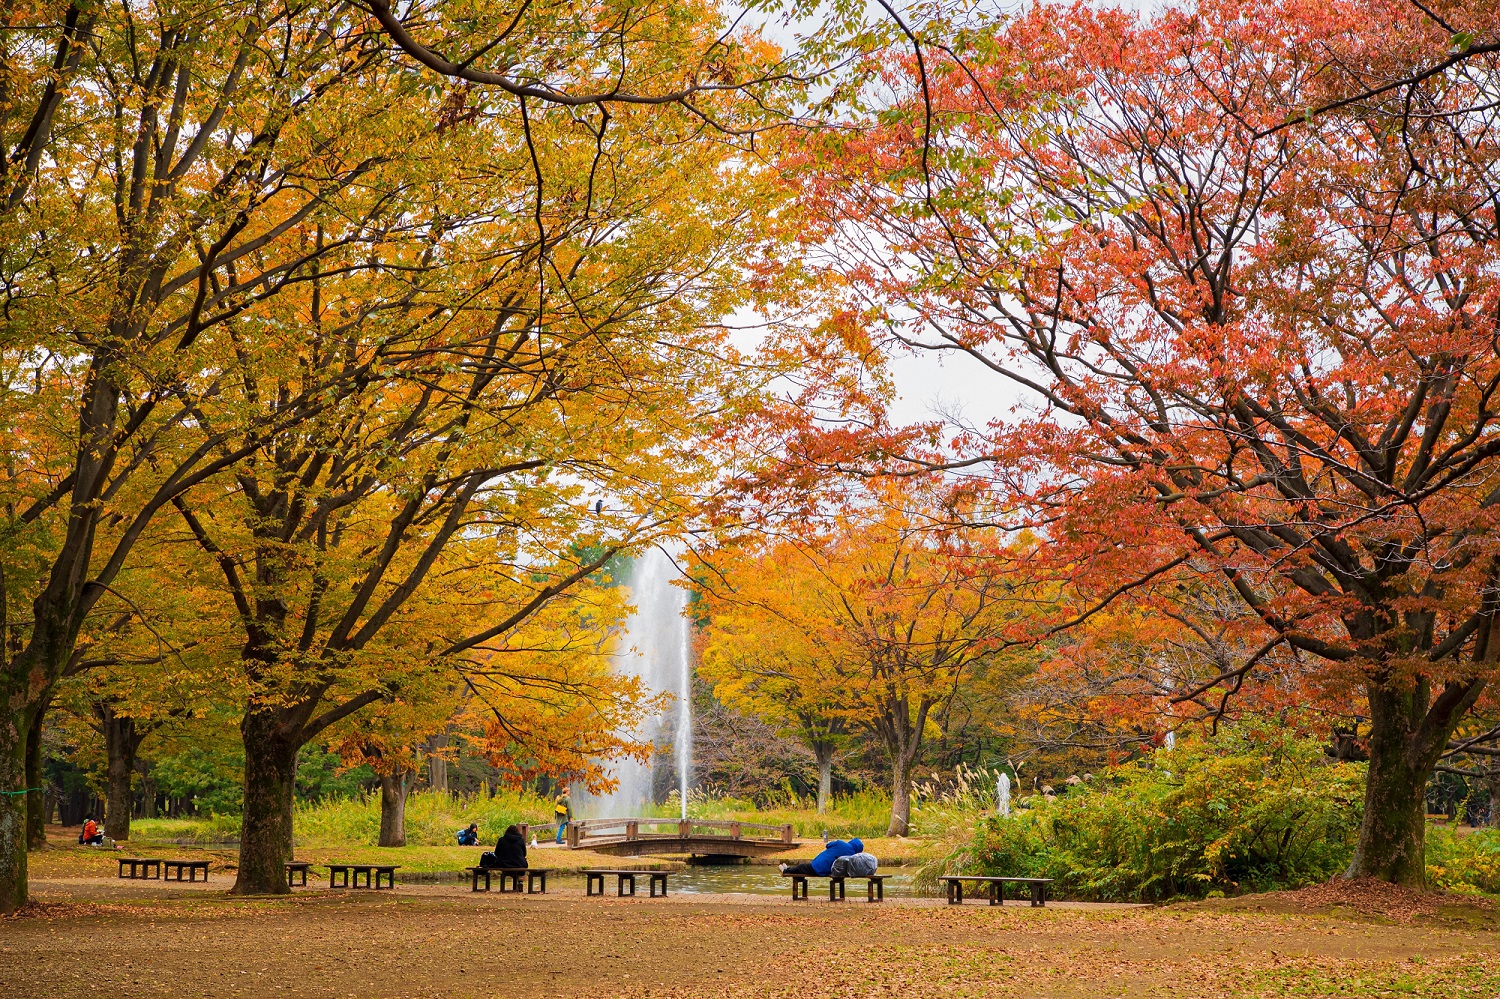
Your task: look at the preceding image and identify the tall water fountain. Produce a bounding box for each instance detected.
[587,548,693,820]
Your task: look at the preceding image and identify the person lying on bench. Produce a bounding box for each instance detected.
[779,837,864,877]
[830,850,878,878]
[481,824,528,870]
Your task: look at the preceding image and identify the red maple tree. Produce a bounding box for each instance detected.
[792,0,1500,885]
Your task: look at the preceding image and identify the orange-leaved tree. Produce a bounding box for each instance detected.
[793,0,1500,884]
[697,482,1027,835]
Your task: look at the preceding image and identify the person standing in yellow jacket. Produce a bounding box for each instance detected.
[553,790,572,845]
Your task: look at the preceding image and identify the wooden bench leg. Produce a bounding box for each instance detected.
[650,875,665,898]
[587,873,602,896]
[791,876,807,900]
[990,881,1002,906]
[829,877,845,902]
[867,879,883,903]
[618,874,635,897]
[1031,882,1045,907]
[947,880,963,905]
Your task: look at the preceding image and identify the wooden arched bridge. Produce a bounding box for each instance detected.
[523,817,797,858]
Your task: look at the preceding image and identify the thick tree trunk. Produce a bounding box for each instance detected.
[427,733,448,795]
[1345,681,1460,887]
[25,705,47,850]
[379,770,410,847]
[812,741,834,814]
[101,711,138,842]
[887,753,913,837]
[233,711,298,895]
[139,773,157,819]
[0,708,32,913]
[280,751,297,858]
[1487,769,1500,828]
[878,697,930,838]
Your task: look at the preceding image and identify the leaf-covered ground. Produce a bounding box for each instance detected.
[5,864,1498,999]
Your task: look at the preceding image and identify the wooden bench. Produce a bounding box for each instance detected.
[285,861,312,887]
[466,867,548,894]
[583,869,668,898]
[785,873,886,902]
[940,875,1052,906]
[118,857,162,880]
[163,859,210,882]
[327,863,399,890]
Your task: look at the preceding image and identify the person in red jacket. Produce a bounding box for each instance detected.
[78,816,103,846]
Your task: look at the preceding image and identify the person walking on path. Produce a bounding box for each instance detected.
[554,790,573,845]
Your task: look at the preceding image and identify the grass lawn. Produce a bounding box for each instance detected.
[34,821,935,882]
[8,846,1500,998]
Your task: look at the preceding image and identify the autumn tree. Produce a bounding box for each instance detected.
[795,0,1500,884]
[0,0,830,909]
[697,543,850,812]
[0,0,497,910]
[698,483,1025,835]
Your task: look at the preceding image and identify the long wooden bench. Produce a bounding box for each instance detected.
[285,861,312,887]
[327,863,399,890]
[163,859,210,882]
[466,867,548,893]
[940,875,1052,906]
[117,857,162,880]
[784,873,885,902]
[583,869,668,898]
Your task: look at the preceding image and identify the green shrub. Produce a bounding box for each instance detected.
[1427,825,1500,894]
[292,788,553,847]
[130,813,242,844]
[920,729,1366,902]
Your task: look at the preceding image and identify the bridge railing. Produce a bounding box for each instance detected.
[564,816,795,848]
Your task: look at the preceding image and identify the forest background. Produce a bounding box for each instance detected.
[6,0,1500,914]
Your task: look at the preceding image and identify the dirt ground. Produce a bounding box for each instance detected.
[5,872,1500,999]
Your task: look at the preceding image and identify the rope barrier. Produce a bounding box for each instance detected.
[0,788,43,796]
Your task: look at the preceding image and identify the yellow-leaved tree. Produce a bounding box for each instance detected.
[697,483,1030,835]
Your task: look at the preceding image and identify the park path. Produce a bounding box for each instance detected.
[3,879,1494,998]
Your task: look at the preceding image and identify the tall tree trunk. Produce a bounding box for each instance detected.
[0,705,34,913]
[879,697,930,838]
[101,710,139,842]
[1487,767,1500,828]
[25,703,48,850]
[139,772,157,819]
[0,355,126,912]
[812,740,834,815]
[888,752,913,837]
[427,732,448,795]
[1346,679,1478,887]
[379,770,410,847]
[280,751,297,858]
[233,710,298,895]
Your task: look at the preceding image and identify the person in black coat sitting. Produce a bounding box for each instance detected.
[482,824,528,870]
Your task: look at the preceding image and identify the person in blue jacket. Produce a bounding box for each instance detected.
[780,837,863,876]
